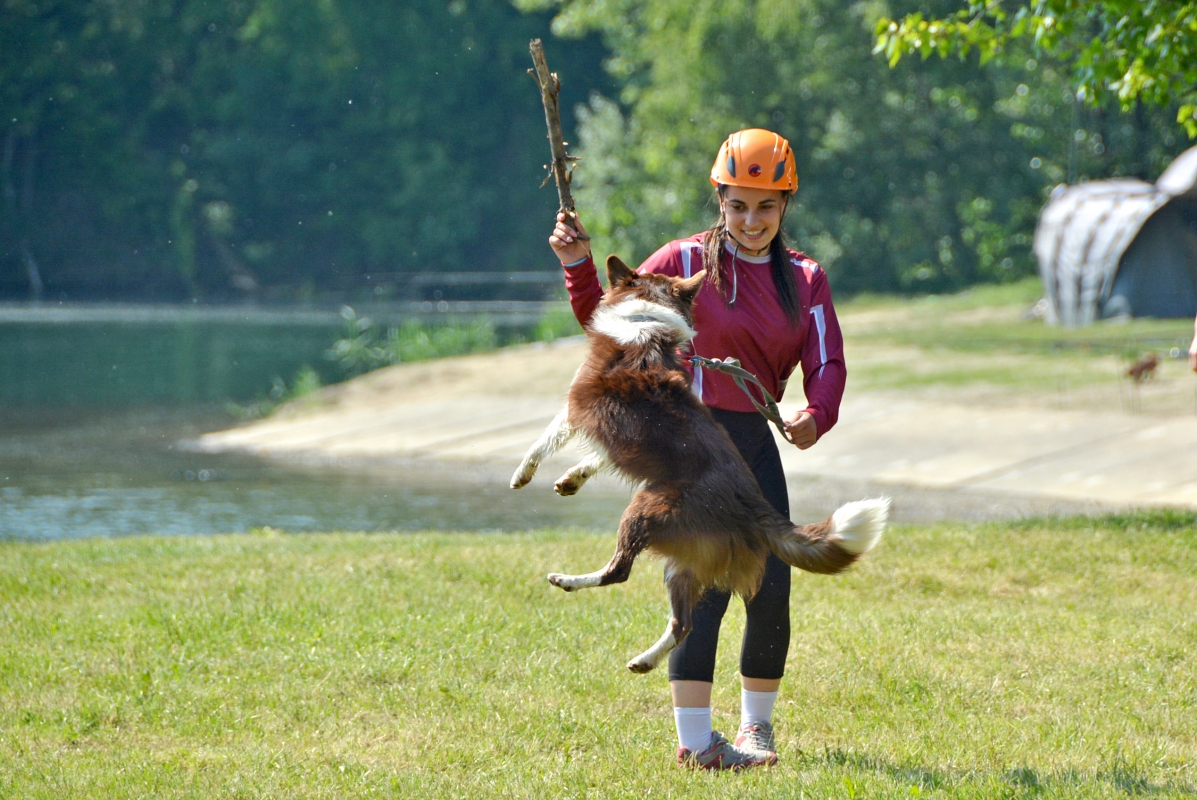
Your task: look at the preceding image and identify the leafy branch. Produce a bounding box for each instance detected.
[875,1,1197,136]
[326,307,498,378]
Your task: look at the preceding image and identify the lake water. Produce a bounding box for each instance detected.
[0,305,626,540]
[0,304,365,406]
[0,407,627,540]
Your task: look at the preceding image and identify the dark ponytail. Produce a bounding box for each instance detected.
[700,198,731,297]
[769,225,801,325]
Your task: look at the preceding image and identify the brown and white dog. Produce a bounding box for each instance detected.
[511,255,888,673]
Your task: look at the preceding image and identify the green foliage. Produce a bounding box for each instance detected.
[532,304,584,342]
[0,0,609,299]
[326,306,497,377]
[5,0,1192,300]
[520,0,1188,295]
[226,364,323,419]
[288,364,323,399]
[876,1,1197,136]
[384,316,498,363]
[326,307,393,377]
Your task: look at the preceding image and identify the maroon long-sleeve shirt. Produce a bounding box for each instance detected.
[564,235,847,440]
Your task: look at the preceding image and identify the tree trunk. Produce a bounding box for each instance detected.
[20,134,43,300]
[2,128,14,208]
[3,128,43,300]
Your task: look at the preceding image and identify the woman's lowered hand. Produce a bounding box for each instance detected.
[784,410,818,450]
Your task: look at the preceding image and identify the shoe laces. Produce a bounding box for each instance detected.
[738,720,775,752]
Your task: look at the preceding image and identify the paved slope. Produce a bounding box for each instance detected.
[197,338,1197,516]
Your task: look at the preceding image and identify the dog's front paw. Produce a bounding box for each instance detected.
[547,573,576,592]
[510,468,534,489]
[626,656,657,674]
[554,476,581,496]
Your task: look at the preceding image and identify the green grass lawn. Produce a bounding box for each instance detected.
[2,514,1196,798]
[840,278,1197,412]
[851,281,1191,358]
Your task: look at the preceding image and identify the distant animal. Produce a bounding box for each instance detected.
[510,255,889,673]
[1127,352,1159,383]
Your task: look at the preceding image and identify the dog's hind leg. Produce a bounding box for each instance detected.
[511,405,573,489]
[627,564,699,674]
[547,496,653,590]
[553,450,608,496]
[546,543,639,591]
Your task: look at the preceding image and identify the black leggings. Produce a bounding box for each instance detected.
[667,408,791,683]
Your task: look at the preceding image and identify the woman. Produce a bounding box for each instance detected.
[549,129,846,770]
[1189,312,1197,372]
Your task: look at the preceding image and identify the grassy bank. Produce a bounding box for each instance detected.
[2,515,1196,798]
[841,278,1197,414]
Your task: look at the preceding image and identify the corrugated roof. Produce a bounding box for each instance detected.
[1156,146,1197,198]
[1034,144,1197,325]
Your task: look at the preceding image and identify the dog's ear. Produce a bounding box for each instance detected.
[673,269,705,303]
[606,255,636,287]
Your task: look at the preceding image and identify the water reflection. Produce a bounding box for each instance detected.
[0,407,628,540]
[0,305,345,406]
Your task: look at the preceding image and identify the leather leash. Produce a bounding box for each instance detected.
[690,355,794,444]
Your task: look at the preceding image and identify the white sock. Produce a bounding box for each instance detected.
[741,689,779,727]
[674,707,713,753]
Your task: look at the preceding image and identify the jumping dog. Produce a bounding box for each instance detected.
[511,255,888,673]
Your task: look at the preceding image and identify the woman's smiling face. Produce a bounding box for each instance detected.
[720,185,787,254]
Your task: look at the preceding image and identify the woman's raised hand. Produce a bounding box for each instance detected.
[550,211,592,265]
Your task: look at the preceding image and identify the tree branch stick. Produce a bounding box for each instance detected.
[529,39,586,236]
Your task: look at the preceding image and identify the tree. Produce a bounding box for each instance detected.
[0,0,611,300]
[875,1,1197,135]
[0,0,114,299]
[518,0,1186,294]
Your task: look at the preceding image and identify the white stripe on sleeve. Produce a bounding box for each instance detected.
[681,242,699,278]
[811,303,827,379]
[683,242,703,401]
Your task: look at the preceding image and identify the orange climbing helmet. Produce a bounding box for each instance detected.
[710,128,798,194]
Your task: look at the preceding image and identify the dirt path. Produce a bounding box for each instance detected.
[197,337,1197,523]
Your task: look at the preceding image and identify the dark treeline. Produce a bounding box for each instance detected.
[1,0,609,301]
[1,0,1190,302]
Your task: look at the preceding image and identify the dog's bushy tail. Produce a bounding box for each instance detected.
[766,497,890,574]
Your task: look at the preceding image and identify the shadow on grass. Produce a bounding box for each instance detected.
[804,748,1195,797]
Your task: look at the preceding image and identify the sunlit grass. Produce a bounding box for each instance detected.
[2,515,1195,798]
[839,278,1195,406]
[843,276,1046,314]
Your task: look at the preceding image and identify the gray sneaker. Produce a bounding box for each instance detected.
[677,730,777,770]
[735,720,778,759]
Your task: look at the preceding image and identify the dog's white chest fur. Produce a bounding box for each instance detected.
[588,299,696,345]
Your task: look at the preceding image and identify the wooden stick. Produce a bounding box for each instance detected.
[529,39,586,236]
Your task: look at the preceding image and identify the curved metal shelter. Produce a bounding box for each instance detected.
[1034,145,1197,325]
